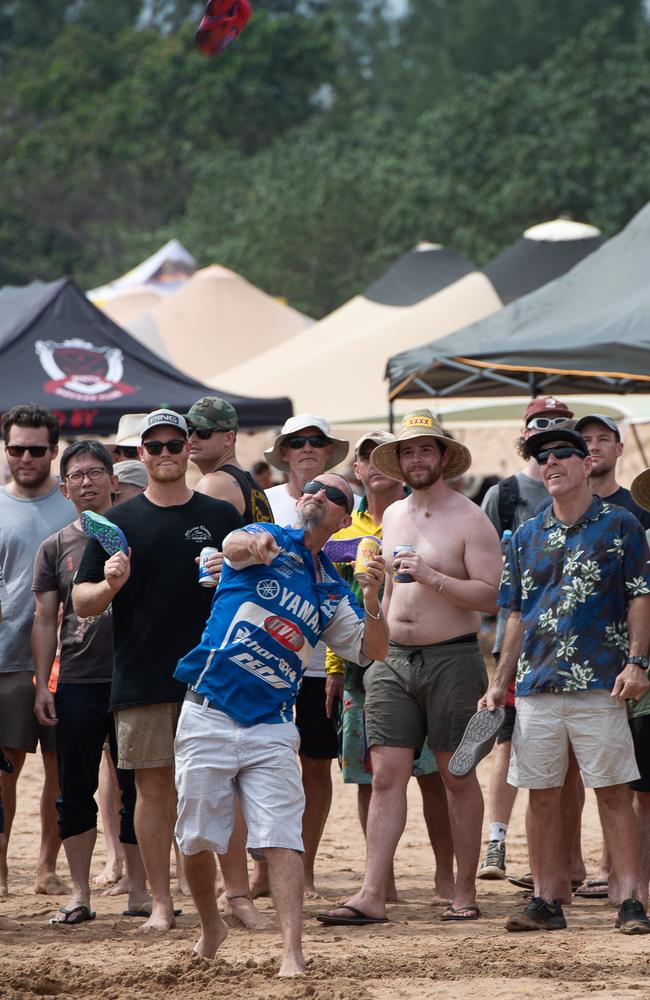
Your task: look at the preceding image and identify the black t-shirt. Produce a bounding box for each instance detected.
[75,492,243,710]
[536,486,650,529]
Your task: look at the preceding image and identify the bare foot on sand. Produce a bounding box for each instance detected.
[304,885,319,899]
[431,893,451,906]
[192,916,229,959]
[218,892,271,930]
[92,861,123,887]
[278,952,306,978]
[0,860,8,898]
[34,872,71,895]
[102,875,132,897]
[135,902,177,934]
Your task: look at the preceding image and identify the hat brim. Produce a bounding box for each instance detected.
[632,469,650,512]
[264,435,349,473]
[370,431,472,483]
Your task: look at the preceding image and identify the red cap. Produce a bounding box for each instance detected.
[523,397,574,424]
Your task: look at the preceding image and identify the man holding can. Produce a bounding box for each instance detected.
[73,410,243,933]
[319,410,501,925]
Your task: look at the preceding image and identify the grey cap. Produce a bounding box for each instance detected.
[113,460,148,490]
[140,409,188,440]
[574,413,621,441]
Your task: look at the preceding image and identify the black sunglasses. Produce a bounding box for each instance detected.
[113,445,139,459]
[303,479,352,514]
[536,446,585,464]
[187,425,215,440]
[142,439,186,456]
[6,445,50,458]
[286,435,328,450]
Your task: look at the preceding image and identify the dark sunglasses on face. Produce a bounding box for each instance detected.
[113,445,139,459]
[303,479,352,514]
[286,435,328,450]
[187,425,215,440]
[142,439,186,456]
[6,445,50,458]
[537,446,585,464]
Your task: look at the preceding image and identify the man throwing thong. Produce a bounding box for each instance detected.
[173,473,388,976]
[481,427,650,934]
[320,410,501,926]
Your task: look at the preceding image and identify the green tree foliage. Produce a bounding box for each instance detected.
[0,0,649,320]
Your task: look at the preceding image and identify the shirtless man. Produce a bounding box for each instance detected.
[319,410,501,925]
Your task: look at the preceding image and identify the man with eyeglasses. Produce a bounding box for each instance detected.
[0,403,74,898]
[481,428,650,935]
[478,396,578,883]
[173,472,388,975]
[263,414,351,897]
[32,441,147,925]
[73,409,243,933]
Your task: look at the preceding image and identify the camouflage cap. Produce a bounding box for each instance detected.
[184,396,239,432]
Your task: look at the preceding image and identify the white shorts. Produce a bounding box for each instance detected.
[509,689,640,789]
[174,698,305,856]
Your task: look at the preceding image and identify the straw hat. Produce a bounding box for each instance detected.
[631,469,650,512]
[370,409,471,482]
[264,413,349,473]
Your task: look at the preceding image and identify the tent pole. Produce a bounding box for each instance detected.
[631,424,649,468]
[528,372,538,398]
[389,399,394,433]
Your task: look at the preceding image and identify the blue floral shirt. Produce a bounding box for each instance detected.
[498,496,650,695]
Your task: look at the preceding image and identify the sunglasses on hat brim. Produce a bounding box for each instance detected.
[526,416,570,431]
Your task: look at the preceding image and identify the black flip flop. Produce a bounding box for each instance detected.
[316,905,388,926]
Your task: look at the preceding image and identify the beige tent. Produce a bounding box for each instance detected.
[213,270,502,423]
[124,265,311,381]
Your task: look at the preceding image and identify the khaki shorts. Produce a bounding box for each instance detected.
[175,697,304,856]
[0,671,57,754]
[509,689,640,789]
[364,637,488,754]
[114,702,181,769]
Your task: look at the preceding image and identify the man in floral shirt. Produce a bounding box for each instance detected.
[481,427,650,935]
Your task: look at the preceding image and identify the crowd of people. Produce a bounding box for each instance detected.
[2,393,650,976]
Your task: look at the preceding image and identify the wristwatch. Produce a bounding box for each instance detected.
[626,655,649,669]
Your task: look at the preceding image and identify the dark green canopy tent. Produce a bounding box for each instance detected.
[386,201,650,406]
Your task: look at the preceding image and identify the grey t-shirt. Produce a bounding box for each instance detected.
[481,472,548,654]
[0,483,75,671]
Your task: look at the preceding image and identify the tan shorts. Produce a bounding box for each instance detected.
[509,689,640,789]
[114,702,181,769]
[0,671,57,754]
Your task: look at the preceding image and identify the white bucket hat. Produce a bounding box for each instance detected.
[264,413,349,473]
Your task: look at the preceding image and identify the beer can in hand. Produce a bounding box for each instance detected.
[198,546,220,588]
[393,544,416,583]
[354,537,382,583]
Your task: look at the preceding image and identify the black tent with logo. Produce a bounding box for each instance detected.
[0,278,292,435]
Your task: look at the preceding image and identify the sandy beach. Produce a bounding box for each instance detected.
[1,729,649,1000]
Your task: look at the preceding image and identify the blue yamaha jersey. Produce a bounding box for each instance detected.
[174,524,367,726]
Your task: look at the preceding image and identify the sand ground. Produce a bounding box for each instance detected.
[1,740,649,1000]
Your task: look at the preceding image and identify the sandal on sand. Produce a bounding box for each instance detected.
[441,904,481,921]
[573,879,609,899]
[49,904,96,926]
[316,905,388,926]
